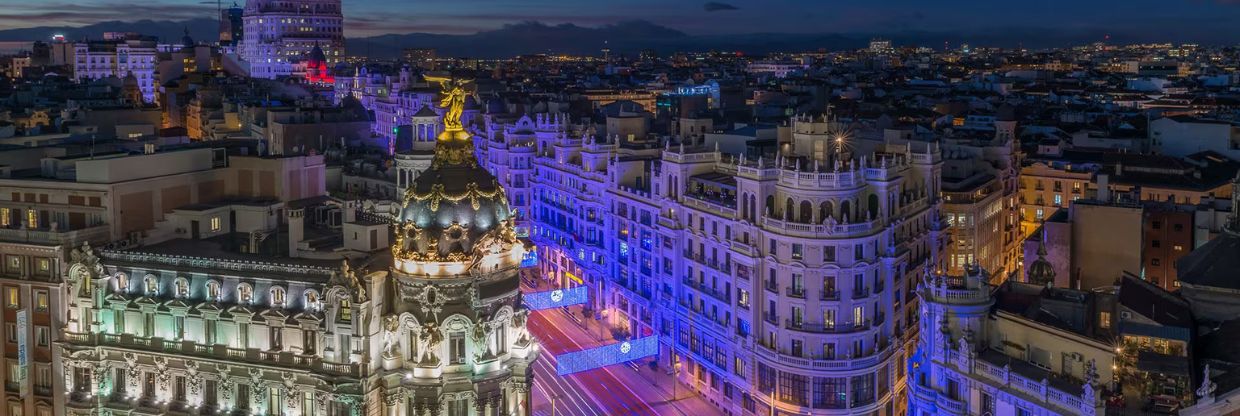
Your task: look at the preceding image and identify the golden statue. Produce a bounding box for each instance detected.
[423,75,472,139]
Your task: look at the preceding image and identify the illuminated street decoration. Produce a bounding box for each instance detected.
[523,286,589,310]
[555,335,659,375]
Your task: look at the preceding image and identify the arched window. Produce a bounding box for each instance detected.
[784,198,794,221]
[799,200,812,223]
[765,195,775,216]
[304,290,321,311]
[238,284,253,304]
[840,200,852,222]
[206,280,221,302]
[114,273,129,293]
[338,298,353,322]
[174,278,189,299]
[144,275,158,296]
[820,201,834,222]
[270,287,286,307]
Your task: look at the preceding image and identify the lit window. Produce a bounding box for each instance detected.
[6,288,18,308]
[144,276,158,296]
[34,291,48,312]
[175,278,189,299]
[271,287,286,307]
[210,217,221,232]
[206,280,220,301]
[238,284,253,304]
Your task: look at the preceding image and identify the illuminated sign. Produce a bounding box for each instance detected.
[555,335,659,375]
[17,310,28,397]
[524,285,589,310]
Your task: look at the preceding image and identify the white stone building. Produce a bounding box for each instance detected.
[73,38,158,103]
[241,0,344,79]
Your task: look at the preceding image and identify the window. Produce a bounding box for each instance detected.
[823,246,835,262]
[206,280,220,301]
[35,326,48,347]
[37,258,50,273]
[34,290,48,312]
[1100,312,1112,329]
[5,323,14,343]
[338,298,352,322]
[791,244,803,259]
[270,327,283,350]
[304,290,320,310]
[450,332,466,364]
[144,275,158,296]
[6,288,17,308]
[238,284,253,304]
[270,287,286,307]
[1152,240,1161,248]
[175,278,189,299]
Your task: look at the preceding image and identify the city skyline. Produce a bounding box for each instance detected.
[2,1,1240,416]
[2,0,1240,44]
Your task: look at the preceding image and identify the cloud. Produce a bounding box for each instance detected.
[703,2,739,12]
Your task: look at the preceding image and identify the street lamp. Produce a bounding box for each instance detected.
[671,355,682,402]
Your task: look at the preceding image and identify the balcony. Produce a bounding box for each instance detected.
[61,332,359,377]
[785,287,806,299]
[852,287,870,299]
[764,312,779,325]
[785,319,872,334]
[0,224,110,246]
[753,338,897,371]
[820,289,840,301]
[765,280,779,293]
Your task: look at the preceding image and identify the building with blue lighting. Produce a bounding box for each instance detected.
[482,111,946,415]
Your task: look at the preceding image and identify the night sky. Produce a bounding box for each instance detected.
[2,0,1240,42]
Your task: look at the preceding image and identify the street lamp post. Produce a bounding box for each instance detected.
[671,355,682,402]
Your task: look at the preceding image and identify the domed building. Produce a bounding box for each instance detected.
[1026,234,1056,286]
[376,77,538,415]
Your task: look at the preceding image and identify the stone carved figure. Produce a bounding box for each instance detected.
[418,321,443,363]
[382,315,401,357]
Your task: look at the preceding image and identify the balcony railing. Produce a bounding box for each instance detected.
[821,289,840,301]
[61,332,359,377]
[785,319,872,334]
[785,287,806,299]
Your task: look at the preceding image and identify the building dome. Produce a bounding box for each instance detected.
[1027,236,1055,286]
[391,77,521,270]
[395,161,513,259]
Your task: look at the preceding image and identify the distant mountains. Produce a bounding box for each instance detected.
[0,18,1214,58]
[0,18,220,44]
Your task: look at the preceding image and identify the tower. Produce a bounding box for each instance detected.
[241,0,344,79]
[379,77,537,415]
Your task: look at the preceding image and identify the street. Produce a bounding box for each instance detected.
[524,279,720,416]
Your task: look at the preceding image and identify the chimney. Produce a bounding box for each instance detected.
[288,208,304,258]
[1096,173,1111,202]
[343,200,357,223]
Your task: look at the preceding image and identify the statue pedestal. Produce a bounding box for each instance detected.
[382,353,402,370]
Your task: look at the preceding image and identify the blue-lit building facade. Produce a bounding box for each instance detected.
[480,113,946,415]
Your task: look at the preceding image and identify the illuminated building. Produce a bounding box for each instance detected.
[72,36,158,103]
[56,79,537,416]
[501,112,944,415]
[940,108,1023,280]
[908,267,1112,416]
[241,0,344,79]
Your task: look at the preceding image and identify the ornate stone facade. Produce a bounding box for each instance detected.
[58,78,537,416]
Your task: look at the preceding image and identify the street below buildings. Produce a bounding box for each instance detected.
[524,279,720,416]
